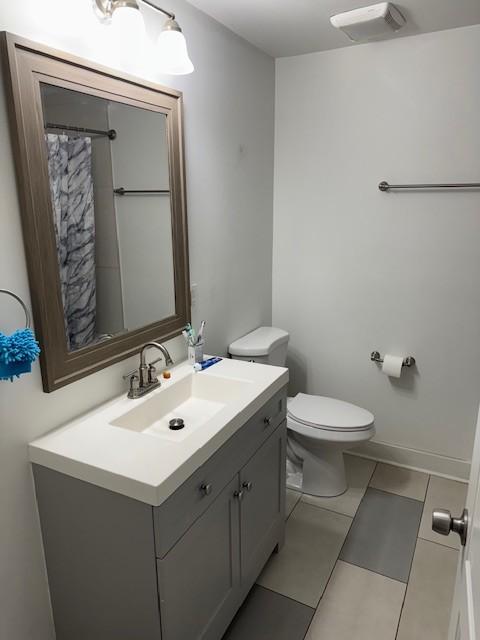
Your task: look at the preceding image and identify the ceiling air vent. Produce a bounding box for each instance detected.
[330,2,406,42]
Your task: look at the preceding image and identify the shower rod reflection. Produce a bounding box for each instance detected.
[379,180,480,192]
[45,123,117,140]
[114,188,171,196]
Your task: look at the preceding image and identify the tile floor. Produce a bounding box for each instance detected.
[222,454,468,640]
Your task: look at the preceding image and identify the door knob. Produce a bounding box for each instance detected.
[432,508,468,546]
[242,481,253,492]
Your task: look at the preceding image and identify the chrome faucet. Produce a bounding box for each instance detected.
[124,341,174,399]
[139,342,174,387]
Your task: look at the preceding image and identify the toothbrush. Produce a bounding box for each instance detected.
[185,324,196,346]
[196,320,206,345]
[183,327,194,347]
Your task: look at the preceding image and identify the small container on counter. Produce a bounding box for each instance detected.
[188,340,204,365]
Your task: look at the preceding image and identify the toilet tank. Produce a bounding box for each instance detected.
[228,327,289,366]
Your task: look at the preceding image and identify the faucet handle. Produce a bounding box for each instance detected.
[148,363,158,384]
[127,374,140,399]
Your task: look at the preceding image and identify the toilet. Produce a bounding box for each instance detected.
[229,327,375,497]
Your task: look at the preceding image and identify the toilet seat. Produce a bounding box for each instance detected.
[287,393,374,433]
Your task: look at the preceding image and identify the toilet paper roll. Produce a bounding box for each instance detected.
[382,354,404,378]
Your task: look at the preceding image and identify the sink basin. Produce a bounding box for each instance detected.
[29,357,289,505]
[110,372,253,442]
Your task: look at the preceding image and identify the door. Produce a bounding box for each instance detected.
[443,404,480,639]
[239,423,286,581]
[157,476,241,640]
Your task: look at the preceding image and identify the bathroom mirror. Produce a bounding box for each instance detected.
[2,33,190,391]
[40,84,176,351]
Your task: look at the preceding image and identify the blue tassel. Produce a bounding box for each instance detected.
[0,328,41,382]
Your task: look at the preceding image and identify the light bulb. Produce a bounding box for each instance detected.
[111,5,146,48]
[157,21,194,75]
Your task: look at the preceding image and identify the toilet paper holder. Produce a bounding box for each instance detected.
[370,351,416,367]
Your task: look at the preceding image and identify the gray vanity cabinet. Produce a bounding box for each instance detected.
[33,387,287,640]
[156,425,286,640]
[157,476,241,640]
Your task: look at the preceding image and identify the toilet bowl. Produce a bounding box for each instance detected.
[228,327,375,498]
[286,394,375,497]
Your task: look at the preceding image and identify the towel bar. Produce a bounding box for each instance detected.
[379,180,480,192]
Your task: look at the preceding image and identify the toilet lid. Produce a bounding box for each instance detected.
[288,394,374,432]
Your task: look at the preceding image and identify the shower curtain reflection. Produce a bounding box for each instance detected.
[45,133,96,350]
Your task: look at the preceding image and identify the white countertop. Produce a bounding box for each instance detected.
[29,358,288,506]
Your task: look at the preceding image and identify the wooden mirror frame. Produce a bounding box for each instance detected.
[1,33,190,392]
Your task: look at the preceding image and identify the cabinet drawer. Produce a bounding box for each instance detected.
[154,386,286,557]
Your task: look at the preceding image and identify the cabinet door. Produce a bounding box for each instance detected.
[239,422,286,581]
[157,476,241,640]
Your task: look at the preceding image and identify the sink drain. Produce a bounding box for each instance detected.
[169,418,185,431]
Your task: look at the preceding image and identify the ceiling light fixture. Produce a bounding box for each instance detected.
[93,0,194,75]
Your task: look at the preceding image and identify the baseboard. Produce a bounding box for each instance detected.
[349,440,470,483]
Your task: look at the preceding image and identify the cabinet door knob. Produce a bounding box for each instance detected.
[263,416,272,427]
[242,481,253,492]
[200,483,212,496]
[233,490,244,501]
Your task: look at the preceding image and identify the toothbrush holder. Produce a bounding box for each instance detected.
[188,341,204,365]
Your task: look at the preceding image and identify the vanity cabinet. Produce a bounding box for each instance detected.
[157,427,285,640]
[33,386,287,640]
[158,476,240,640]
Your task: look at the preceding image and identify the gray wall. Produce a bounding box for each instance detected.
[273,25,480,476]
[0,2,274,638]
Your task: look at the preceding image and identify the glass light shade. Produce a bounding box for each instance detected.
[157,29,194,75]
[111,5,146,48]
